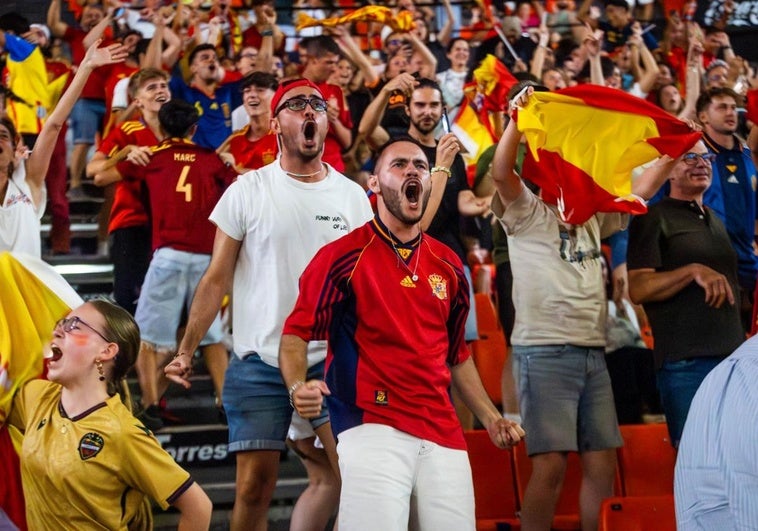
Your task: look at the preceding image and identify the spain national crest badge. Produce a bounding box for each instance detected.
[78,432,105,461]
[427,274,447,300]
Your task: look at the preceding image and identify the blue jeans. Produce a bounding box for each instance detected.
[657,357,724,448]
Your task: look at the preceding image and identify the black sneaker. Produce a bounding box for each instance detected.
[137,405,164,432]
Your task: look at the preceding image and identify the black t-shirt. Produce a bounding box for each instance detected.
[627,197,744,367]
[419,143,468,262]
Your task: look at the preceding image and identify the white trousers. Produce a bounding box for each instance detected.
[336,423,475,531]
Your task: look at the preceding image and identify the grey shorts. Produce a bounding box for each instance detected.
[513,344,622,456]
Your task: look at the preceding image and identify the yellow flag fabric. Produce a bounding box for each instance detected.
[0,252,82,424]
[296,6,416,32]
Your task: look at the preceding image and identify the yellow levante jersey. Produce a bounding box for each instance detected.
[7,380,192,530]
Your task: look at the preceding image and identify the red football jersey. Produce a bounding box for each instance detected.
[224,127,278,170]
[98,120,160,232]
[117,138,237,254]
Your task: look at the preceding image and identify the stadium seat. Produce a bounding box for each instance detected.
[471,292,507,406]
[598,495,676,531]
[617,423,676,496]
[464,430,521,531]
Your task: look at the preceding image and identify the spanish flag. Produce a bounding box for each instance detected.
[518,85,701,224]
[296,6,416,33]
[452,96,497,185]
[0,252,82,529]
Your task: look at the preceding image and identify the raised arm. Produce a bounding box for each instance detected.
[436,0,455,48]
[679,40,703,121]
[26,41,128,198]
[406,32,437,78]
[358,73,416,149]
[628,26,660,95]
[419,133,461,231]
[83,8,116,50]
[47,0,68,38]
[491,106,527,206]
[332,24,379,87]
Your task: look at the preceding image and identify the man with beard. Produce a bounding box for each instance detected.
[359,77,489,347]
[279,136,524,530]
[165,79,373,531]
[168,43,242,149]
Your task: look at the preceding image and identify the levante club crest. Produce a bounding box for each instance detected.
[78,432,105,460]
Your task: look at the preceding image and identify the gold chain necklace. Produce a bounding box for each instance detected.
[388,228,422,282]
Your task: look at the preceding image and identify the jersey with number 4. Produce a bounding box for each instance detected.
[117,138,237,254]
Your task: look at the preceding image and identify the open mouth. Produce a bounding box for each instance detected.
[303,120,317,144]
[47,344,63,362]
[156,95,168,103]
[403,179,421,206]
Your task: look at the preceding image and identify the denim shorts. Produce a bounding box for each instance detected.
[69,98,106,144]
[657,356,723,448]
[223,353,329,453]
[513,344,622,455]
[135,247,222,348]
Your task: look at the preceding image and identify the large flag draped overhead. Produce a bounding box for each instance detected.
[517,85,702,224]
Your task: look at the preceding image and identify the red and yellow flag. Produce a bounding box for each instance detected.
[452,96,497,185]
[518,85,701,224]
[296,6,416,33]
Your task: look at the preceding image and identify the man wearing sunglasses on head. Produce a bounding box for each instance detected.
[165,78,373,531]
[627,140,744,448]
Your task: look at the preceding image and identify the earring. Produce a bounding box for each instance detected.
[96,359,105,382]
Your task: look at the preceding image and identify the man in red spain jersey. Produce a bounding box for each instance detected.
[279,136,524,530]
[217,71,279,172]
[104,99,237,430]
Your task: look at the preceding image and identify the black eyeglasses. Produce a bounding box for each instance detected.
[55,316,111,343]
[274,96,328,116]
[682,152,717,165]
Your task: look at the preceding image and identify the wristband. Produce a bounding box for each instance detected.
[288,380,305,407]
[261,27,274,37]
[431,165,452,178]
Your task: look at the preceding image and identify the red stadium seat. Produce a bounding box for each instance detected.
[464,430,521,531]
[617,423,676,496]
[598,495,676,531]
[471,293,507,406]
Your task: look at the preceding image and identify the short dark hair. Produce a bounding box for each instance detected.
[188,43,217,65]
[696,87,741,114]
[604,0,629,10]
[0,12,30,34]
[158,99,199,138]
[374,135,428,169]
[411,77,445,105]
[300,35,341,58]
[240,71,279,92]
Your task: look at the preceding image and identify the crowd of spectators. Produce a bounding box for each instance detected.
[1,0,758,527]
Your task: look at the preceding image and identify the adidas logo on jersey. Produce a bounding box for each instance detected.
[400,276,416,288]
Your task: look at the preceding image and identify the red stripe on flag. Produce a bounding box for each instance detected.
[523,148,648,225]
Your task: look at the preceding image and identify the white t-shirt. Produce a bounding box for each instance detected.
[231,104,247,132]
[210,160,373,367]
[111,76,130,111]
[493,185,626,347]
[1,165,46,258]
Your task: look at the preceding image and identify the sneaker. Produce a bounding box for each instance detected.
[137,405,164,432]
